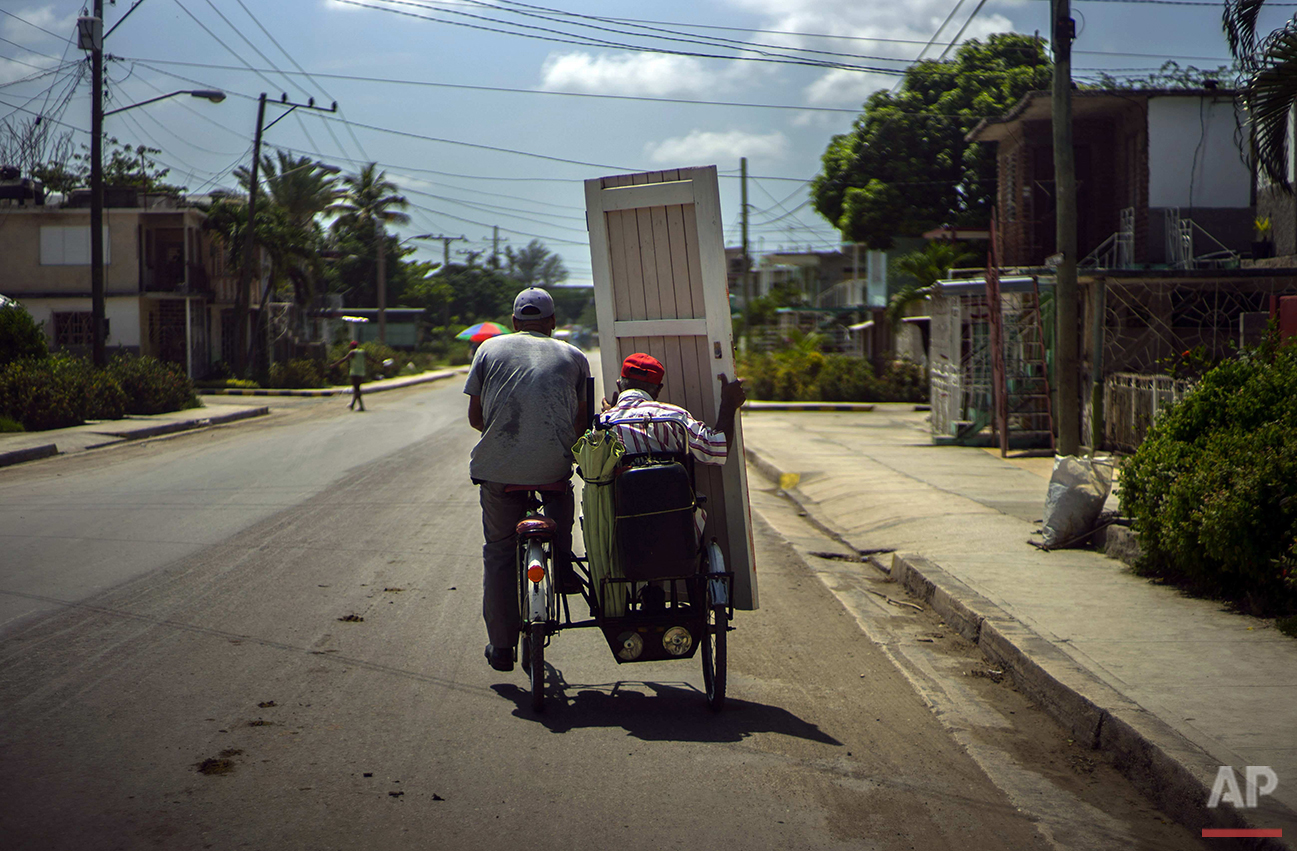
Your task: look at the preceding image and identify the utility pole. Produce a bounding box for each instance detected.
[740,157,752,336]
[233,93,266,376]
[376,228,387,344]
[236,93,337,373]
[87,1,106,367]
[425,234,467,268]
[1051,0,1081,455]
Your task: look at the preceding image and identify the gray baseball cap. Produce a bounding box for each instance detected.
[512,287,555,320]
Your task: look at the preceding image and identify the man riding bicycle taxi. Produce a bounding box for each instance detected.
[465,287,590,673]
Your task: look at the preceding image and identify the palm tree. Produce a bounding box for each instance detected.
[885,241,977,327]
[329,163,410,342]
[237,150,340,228]
[1224,0,1296,189]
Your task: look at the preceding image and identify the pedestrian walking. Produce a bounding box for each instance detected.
[332,341,371,411]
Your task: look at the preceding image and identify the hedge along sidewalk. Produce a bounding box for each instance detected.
[741,404,1297,848]
[197,367,468,397]
[0,405,269,468]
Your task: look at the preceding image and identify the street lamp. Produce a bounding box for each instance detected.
[103,89,226,117]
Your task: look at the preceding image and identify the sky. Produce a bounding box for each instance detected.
[0,0,1269,288]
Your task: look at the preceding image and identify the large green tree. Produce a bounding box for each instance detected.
[504,239,569,287]
[328,163,410,312]
[237,150,339,229]
[811,34,1052,248]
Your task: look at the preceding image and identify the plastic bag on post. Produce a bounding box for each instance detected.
[1040,456,1113,548]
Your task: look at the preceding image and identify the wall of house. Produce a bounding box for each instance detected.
[1147,97,1250,209]
[0,207,143,296]
[22,295,143,351]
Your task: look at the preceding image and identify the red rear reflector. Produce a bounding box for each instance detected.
[527,565,545,583]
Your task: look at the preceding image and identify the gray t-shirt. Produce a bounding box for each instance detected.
[463,331,590,485]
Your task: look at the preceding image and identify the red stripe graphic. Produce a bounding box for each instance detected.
[1201,828,1283,838]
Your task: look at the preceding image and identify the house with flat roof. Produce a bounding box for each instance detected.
[0,185,257,377]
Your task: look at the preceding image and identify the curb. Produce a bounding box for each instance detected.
[89,406,272,442]
[745,444,1295,849]
[0,443,58,468]
[0,408,272,468]
[196,368,466,397]
[744,401,876,412]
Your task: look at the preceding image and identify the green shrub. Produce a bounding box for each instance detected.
[194,378,261,389]
[0,305,48,366]
[0,360,82,430]
[739,348,917,403]
[0,416,24,432]
[816,355,878,401]
[108,354,199,414]
[269,358,325,388]
[1119,339,1297,616]
[877,358,929,403]
[50,354,126,420]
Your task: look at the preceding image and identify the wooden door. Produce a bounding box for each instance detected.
[585,166,758,610]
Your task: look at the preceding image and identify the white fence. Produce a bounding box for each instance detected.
[1103,372,1196,452]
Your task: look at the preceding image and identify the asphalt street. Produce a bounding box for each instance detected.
[0,381,1207,849]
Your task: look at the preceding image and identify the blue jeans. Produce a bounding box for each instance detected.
[479,480,574,651]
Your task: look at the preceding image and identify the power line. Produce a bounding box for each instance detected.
[0,35,63,61]
[115,58,864,113]
[196,0,313,101]
[170,0,289,96]
[126,62,642,172]
[476,0,909,65]
[230,0,368,164]
[339,0,907,74]
[0,9,69,41]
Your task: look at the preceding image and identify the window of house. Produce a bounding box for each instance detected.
[52,311,98,346]
[40,226,111,265]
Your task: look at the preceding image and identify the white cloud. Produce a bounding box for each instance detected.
[804,69,897,107]
[539,52,726,98]
[2,4,76,42]
[0,54,57,87]
[646,129,789,165]
[722,0,1021,106]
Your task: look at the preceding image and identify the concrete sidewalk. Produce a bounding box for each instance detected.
[742,404,1297,848]
[0,367,464,468]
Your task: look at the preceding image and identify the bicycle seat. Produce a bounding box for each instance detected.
[504,480,570,493]
[516,516,558,539]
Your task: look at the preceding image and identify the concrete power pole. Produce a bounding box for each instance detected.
[741,157,752,336]
[89,0,106,367]
[1051,0,1081,455]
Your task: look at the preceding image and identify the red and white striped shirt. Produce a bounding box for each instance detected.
[598,389,728,465]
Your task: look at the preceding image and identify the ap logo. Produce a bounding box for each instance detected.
[1208,766,1279,809]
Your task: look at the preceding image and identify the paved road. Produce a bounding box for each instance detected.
[0,381,1204,849]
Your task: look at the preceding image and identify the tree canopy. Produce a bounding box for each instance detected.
[811,34,1052,248]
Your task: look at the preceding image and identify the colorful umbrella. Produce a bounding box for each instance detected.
[455,321,510,343]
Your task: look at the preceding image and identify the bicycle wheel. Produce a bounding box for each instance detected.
[529,622,545,712]
[701,602,727,711]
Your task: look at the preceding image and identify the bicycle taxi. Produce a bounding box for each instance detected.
[511,413,734,714]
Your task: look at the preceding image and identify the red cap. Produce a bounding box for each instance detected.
[621,353,664,384]
[349,341,358,348]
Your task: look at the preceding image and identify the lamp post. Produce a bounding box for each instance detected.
[82,0,225,367]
